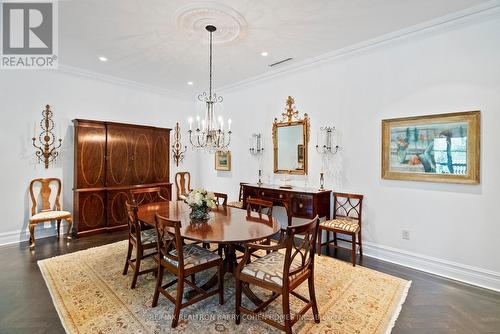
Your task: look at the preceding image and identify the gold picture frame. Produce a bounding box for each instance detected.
[382,111,480,184]
[215,151,231,171]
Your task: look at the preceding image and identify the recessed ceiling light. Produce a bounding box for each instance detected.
[261,51,269,57]
[187,81,194,86]
[98,56,108,62]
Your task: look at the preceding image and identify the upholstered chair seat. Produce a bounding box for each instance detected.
[30,210,72,223]
[320,218,360,233]
[240,251,302,286]
[227,201,243,209]
[138,229,156,244]
[164,244,220,269]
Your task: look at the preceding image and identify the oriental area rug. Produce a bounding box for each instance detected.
[38,240,410,334]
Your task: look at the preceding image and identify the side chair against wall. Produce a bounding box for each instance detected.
[152,213,224,328]
[227,182,247,209]
[28,178,72,248]
[123,202,157,289]
[175,171,192,200]
[317,192,364,266]
[235,215,321,334]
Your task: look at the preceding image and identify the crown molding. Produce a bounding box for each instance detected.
[219,0,500,93]
[57,64,192,100]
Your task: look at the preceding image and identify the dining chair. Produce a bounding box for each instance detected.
[246,197,273,218]
[227,182,247,209]
[209,192,230,252]
[152,213,224,328]
[122,202,157,289]
[235,215,321,334]
[129,186,170,205]
[213,192,228,208]
[175,172,192,200]
[317,192,364,266]
[28,178,72,248]
[244,197,274,257]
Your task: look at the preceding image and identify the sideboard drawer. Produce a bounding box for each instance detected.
[291,194,313,217]
[258,189,288,202]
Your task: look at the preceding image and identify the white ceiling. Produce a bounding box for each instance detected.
[59,0,491,95]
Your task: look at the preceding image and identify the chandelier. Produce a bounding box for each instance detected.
[188,25,231,152]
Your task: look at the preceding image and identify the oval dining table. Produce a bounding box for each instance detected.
[137,200,281,305]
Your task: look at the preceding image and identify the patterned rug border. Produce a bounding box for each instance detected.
[383,280,411,334]
[38,240,412,334]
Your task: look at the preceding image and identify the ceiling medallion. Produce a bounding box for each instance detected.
[174,2,247,44]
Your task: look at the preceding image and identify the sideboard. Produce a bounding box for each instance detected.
[73,119,171,236]
[241,183,331,225]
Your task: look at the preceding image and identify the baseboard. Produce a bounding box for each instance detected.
[0,225,67,248]
[363,241,500,293]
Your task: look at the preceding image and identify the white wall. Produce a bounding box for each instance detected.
[197,12,500,289]
[0,70,194,244]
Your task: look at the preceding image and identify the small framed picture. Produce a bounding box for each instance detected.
[215,151,231,171]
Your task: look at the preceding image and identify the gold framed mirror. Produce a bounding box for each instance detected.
[273,96,309,175]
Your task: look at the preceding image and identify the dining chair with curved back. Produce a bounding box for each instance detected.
[129,186,170,206]
[123,201,157,289]
[152,213,224,328]
[235,215,321,334]
[28,178,72,248]
[175,172,192,200]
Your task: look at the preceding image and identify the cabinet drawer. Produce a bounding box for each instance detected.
[257,189,287,201]
[291,194,313,217]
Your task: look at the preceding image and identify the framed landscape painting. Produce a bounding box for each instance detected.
[382,111,480,184]
[215,150,231,171]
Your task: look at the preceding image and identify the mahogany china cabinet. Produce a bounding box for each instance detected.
[73,119,171,236]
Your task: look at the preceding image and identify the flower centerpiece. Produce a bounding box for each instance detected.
[185,188,216,220]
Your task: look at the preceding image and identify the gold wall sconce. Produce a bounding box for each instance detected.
[32,105,62,169]
[172,122,187,166]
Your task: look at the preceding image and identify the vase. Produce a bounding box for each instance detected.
[189,206,210,220]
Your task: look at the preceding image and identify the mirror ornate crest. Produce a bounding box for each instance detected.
[273,96,310,175]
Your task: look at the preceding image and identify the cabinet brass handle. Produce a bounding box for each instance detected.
[299,203,303,208]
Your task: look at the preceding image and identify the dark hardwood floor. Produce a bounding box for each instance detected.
[0,232,499,334]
